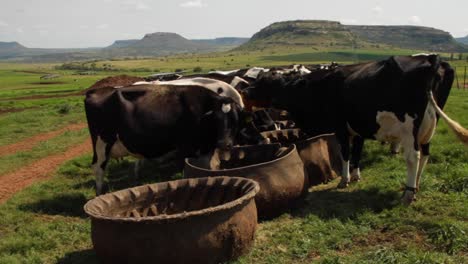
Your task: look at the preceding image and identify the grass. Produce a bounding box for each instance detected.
[0,50,467,263]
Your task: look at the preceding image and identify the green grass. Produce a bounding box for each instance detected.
[0,50,467,263]
[0,90,466,263]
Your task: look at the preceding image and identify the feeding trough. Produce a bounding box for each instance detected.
[261,129,342,186]
[84,176,259,264]
[185,144,308,218]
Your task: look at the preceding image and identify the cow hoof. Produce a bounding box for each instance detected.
[350,176,361,182]
[337,180,349,189]
[95,183,109,196]
[401,190,416,205]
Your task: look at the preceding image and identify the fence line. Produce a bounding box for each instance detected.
[453,65,467,90]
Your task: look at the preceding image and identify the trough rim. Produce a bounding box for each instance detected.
[83,176,260,222]
[261,128,336,144]
[185,144,298,173]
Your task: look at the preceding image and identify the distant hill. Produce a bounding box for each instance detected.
[192,37,249,46]
[0,33,248,61]
[347,25,465,52]
[101,32,213,57]
[238,20,361,50]
[238,20,465,52]
[455,35,468,45]
[107,39,139,48]
[0,42,28,58]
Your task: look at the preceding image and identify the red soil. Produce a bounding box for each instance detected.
[0,123,87,158]
[0,139,92,203]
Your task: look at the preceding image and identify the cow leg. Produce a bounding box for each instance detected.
[390,142,401,154]
[416,143,430,191]
[92,136,111,195]
[337,134,351,188]
[401,136,420,205]
[133,159,144,179]
[350,137,363,182]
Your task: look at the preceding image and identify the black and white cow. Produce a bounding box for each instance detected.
[133,77,245,108]
[321,58,455,181]
[84,84,243,195]
[244,54,465,204]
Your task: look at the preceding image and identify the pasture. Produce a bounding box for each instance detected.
[0,49,467,263]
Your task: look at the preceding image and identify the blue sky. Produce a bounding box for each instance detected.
[0,0,466,48]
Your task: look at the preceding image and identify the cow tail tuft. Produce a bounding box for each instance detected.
[428,90,468,146]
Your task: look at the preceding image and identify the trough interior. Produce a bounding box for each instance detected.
[88,178,255,219]
[190,144,290,170]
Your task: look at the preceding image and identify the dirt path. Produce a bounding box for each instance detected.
[0,139,92,203]
[0,122,87,157]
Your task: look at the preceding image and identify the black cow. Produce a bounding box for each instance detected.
[341,61,454,183]
[85,84,243,195]
[245,54,465,204]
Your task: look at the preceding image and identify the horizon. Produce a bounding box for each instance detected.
[0,0,467,49]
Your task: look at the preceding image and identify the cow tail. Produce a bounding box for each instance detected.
[428,90,468,146]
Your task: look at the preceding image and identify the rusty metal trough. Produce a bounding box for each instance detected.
[184,144,308,218]
[84,176,259,264]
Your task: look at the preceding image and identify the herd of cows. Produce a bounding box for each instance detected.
[84,53,468,204]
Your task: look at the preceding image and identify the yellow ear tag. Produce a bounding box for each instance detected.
[245,116,254,123]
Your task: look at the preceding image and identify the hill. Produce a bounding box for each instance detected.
[0,42,28,58]
[238,20,465,52]
[102,32,213,57]
[192,37,249,47]
[107,39,139,48]
[347,25,465,52]
[455,35,468,45]
[0,33,247,61]
[238,20,361,50]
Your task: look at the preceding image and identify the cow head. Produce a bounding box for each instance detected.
[242,71,286,109]
[235,111,271,145]
[200,96,241,152]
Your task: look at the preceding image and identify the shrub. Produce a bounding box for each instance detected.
[193,66,203,72]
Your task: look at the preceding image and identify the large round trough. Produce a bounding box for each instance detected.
[184,144,308,218]
[261,129,342,186]
[84,176,259,264]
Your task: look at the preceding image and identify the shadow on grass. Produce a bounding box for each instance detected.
[73,158,182,193]
[57,249,98,264]
[18,193,88,218]
[291,187,400,221]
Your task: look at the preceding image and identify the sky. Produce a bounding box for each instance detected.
[0,0,467,48]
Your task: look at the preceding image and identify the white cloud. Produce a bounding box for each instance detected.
[372,6,383,14]
[340,19,358,25]
[408,15,421,25]
[179,0,205,8]
[38,30,49,36]
[79,25,89,30]
[135,2,150,10]
[16,27,24,33]
[103,0,113,2]
[0,20,8,27]
[97,24,109,30]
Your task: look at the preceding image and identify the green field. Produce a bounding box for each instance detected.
[0,48,467,263]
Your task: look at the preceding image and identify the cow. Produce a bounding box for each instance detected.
[85,84,244,195]
[132,77,244,108]
[244,54,466,204]
[333,59,455,182]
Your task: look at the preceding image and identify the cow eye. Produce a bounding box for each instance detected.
[217,87,223,94]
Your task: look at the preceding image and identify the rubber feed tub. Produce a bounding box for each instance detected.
[261,129,342,186]
[84,176,259,264]
[185,144,308,219]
